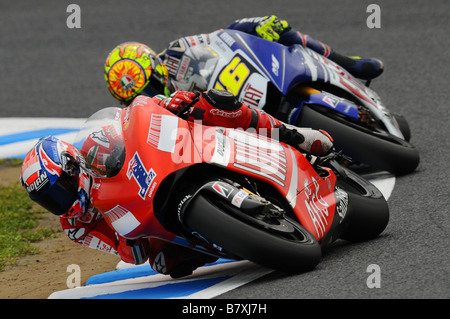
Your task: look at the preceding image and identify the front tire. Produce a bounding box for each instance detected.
[183,194,322,273]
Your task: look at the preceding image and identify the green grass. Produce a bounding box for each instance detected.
[0,160,58,271]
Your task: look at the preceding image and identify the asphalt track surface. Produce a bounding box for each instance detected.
[1,0,448,299]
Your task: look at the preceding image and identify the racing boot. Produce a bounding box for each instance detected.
[292,31,384,80]
[149,238,218,279]
[277,124,334,156]
[250,16,384,81]
[329,51,384,80]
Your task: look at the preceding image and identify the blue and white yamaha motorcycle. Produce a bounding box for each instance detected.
[182,29,419,175]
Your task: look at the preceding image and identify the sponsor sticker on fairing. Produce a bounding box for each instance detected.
[334,187,349,222]
[127,152,157,200]
[212,182,233,198]
[177,56,191,81]
[231,190,249,208]
[147,114,179,153]
[104,205,141,237]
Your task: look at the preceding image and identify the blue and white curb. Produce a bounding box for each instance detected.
[48,259,272,299]
[0,117,86,159]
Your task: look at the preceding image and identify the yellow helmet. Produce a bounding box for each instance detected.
[104,42,170,104]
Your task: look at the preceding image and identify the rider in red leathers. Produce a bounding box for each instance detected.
[21,89,333,278]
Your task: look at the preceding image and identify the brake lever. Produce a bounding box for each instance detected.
[311,149,353,169]
[334,150,354,165]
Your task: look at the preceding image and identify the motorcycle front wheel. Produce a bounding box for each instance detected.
[183,194,322,273]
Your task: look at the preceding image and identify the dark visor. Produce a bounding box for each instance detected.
[31,171,79,216]
[140,75,167,97]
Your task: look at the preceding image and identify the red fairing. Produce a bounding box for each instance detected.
[90,96,195,240]
[192,123,338,241]
[90,95,337,244]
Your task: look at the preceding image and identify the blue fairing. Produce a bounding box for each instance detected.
[226,30,324,94]
[225,30,359,122]
[289,92,360,124]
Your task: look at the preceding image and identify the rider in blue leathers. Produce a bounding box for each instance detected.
[227,16,383,80]
[104,15,384,106]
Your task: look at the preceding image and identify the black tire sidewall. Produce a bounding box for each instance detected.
[296,105,419,175]
[184,195,322,273]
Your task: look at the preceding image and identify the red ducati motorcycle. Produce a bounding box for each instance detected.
[75,96,389,273]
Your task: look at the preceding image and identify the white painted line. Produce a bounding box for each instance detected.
[177,262,271,299]
[361,171,396,199]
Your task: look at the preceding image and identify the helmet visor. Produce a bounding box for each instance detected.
[140,56,171,97]
[31,171,79,216]
[140,74,168,97]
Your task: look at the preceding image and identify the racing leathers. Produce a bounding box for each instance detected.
[59,89,333,278]
[159,15,383,95]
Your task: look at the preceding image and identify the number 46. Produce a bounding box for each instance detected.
[215,57,250,95]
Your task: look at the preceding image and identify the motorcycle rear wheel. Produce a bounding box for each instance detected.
[296,105,420,175]
[183,194,322,273]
